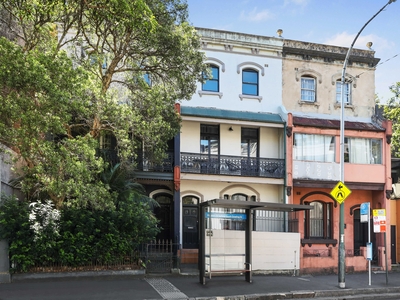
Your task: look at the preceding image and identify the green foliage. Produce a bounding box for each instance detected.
[384,83,400,157]
[0,194,159,272]
[0,0,206,208]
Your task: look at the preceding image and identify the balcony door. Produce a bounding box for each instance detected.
[241,128,259,176]
[200,124,219,174]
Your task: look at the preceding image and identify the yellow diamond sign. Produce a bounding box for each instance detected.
[330,181,351,204]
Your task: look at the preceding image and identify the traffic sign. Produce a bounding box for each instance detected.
[373,209,386,233]
[330,181,352,204]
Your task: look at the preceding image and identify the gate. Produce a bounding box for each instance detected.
[141,240,179,273]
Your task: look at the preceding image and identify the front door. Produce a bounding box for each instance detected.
[183,206,199,248]
[154,194,173,241]
[391,225,397,264]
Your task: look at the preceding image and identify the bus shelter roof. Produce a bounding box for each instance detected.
[200,198,313,212]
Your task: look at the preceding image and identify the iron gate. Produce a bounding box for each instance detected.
[141,240,179,273]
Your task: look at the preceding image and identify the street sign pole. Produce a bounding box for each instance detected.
[337,0,397,288]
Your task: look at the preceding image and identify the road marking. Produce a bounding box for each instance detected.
[145,277,188,299]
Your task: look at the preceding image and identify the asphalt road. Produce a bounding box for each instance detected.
[2,271,400,300]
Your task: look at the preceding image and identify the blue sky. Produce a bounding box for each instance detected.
[186,0,400,103]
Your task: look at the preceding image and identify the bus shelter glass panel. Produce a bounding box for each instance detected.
[204,207,246,273]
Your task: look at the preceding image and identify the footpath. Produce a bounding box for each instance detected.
[1,267,400,300]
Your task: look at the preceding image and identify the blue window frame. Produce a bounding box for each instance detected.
[242,69,258,96]
[202,65,219,92]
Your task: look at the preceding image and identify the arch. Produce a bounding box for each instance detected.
[295,68,322,84]
[205,57,225,72]
[237,62,265,76]
[181,190,205,202]
[300,191,336,207]
[331,72,357,88]
[149,189,173,198]
[219,184,260,201]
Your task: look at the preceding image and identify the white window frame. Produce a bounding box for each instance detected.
[301,77,316,102]
[293,133,335,162]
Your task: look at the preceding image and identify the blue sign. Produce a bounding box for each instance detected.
[360,202,370,215]
[205,212,247,220]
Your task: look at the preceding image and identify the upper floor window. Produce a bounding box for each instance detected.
[200,124,219,155]
[336,80,351,104]
[242,69,259,96]
[304,201,333,239]
[293,133,335,162]
[344,137,382,164]
[202,65,219,92]
[301,76,316,102]
[241,128,259,158]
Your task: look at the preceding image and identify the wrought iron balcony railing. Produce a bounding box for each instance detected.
[181,153,285,179]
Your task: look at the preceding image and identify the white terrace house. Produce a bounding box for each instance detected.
[178,28,304,273]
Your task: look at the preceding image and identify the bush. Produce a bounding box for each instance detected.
[0,194,159,272]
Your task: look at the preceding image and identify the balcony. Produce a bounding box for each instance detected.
[181,153,284,179]
[136,151,174,172]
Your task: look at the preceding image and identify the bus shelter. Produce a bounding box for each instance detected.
[198,199,313,284]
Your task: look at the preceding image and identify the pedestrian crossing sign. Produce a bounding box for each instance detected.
[330,181,351,204]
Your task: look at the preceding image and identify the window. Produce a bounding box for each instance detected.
[301,76,316,102]
[344,138,382,164]
[200,124,219,155]
[242,69,258,96]
[336,80,351,104]
[202,65,219,92]
[241,128,258,158]
[293,134,335,162]
[304,201,332,239]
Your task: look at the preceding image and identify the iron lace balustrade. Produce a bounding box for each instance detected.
[181,153,285,178]
[136,151,174,172]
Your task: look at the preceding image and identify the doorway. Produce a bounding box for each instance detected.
[182,196,199,249]
[153,194,173,241]
[391,225,397,264]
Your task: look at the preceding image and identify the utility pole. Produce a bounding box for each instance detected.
[338,0,397,289]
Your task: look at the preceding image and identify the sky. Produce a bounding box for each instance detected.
[186,0,400,104]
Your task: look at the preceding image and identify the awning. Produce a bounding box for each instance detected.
[200,198,312,212]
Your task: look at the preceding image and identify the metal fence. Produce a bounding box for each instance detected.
[140,239,179,274]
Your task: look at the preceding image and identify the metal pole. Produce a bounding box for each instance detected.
[338,0,396,289]
[368,205,371,286]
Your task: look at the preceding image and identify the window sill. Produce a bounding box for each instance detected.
[301,239,337,247]
[298,100,320,107]
[239,94,263,102]
[198,90,223,99]
[334,102,355,111]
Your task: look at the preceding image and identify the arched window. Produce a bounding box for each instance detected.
[202,64,219,92]
[242,68,259,96]
[301,76,316,102]
[304,201,332,239]
[336,80,351,104]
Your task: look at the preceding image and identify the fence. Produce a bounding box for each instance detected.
[140,239,180,274]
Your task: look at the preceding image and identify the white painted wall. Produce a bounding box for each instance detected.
[204,229,300,272]
[181,120,283,159]
[183,29,283,114]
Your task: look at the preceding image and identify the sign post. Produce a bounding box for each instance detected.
[330,181,351,288]
[373,209,388,285]
[360,202,371,285]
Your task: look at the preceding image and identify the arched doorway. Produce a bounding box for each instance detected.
[153,193,173,241]
[182,196,199,249]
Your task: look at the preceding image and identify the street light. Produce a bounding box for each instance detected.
[338,0,397,289]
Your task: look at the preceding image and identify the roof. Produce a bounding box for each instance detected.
[200,199,312,212]
[293,116,385,132]
[181,107,284,124]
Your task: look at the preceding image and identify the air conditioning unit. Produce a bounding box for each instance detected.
[391,183,400,199]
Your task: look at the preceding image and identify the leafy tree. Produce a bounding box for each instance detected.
[0,0,206,208]
[384,83,400,157]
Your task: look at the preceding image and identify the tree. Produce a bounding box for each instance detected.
[0,0,206,208]
[384,83,400,157]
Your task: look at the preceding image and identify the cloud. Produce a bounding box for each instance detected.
[239,8,274,22]
[283,0,310,7]
[324,32,392,52]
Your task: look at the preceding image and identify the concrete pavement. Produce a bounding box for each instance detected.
[1,269,400,299]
